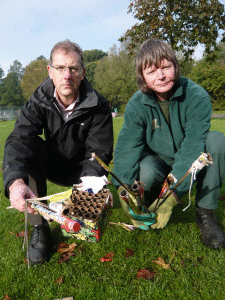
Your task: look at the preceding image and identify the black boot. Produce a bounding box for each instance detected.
[196,206,225,249]
[27,223,52,265]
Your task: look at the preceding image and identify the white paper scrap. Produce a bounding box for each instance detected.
[79,175,108,194]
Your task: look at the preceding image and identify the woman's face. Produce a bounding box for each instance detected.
[142,59,176,101]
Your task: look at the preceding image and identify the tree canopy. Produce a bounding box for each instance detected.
[120,0,225,59]
[83,49,108,63]
[36,55,47,61]
[187,42,225,110]
[0,72,25,106]
[0,66,4,79]
[8,60,25,81]
[20,59,49,101]
[94,45,138,111]
[83,49,108,86]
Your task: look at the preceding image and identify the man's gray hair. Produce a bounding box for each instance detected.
[49,39,84,68]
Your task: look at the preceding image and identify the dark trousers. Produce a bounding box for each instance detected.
[28,137,84,225]
[139,131,225,210]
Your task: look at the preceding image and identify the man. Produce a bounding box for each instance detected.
[3,39,113,264]
[112,38,225,249]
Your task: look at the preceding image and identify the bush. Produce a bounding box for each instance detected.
[187,60,225,110]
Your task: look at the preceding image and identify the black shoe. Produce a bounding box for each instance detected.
[196,206,225,249]
[27,224,52,265]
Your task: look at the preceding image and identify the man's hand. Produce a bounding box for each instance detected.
[148,192,177,229]
[9,179,37,214]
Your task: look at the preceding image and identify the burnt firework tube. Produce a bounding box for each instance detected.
[119,188,140,214]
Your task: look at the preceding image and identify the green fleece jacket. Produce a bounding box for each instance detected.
[112,77,212,198]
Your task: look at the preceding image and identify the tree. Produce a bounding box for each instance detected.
[85,61,99,86]
[83,49,108,63]
[176,51,195,76]
[120,0,225,59]
[36,55,47,60]
[83,50,108,86]
[20,59,49,101]
[187,58,225,110]
[0,66,4,80]
[8,60,25,81]
[0,72,25,106]
[94,45,138,112]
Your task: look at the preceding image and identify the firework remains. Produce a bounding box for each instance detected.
[30,177,113,242]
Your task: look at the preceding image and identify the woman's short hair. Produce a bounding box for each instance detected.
[136,39,180,94]
[49,39,84,69]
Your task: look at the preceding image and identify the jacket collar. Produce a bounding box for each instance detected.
[33,76,99,110]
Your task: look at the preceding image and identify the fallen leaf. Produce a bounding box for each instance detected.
[55,275,64,284]
[197,256,204,262]
[125,248,134,258]
[57,243,77,263]
[57,243,77,254]
[16,231,28,238]
[137,269,154,280]
[180,260,186,267]
[4,295,11,300]
[101,252,114,262]
[58,252,76,264]
[152,257,170,269]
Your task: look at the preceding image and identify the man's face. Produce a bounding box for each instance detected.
[142,59,176,100]
[48,49,85,103]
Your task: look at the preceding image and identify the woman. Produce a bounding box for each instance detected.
[112,38,225,249]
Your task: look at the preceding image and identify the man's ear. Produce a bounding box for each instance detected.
[47,65,52,79]
[81,67,86,80]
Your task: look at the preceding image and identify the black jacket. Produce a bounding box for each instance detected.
[3,77,113,197]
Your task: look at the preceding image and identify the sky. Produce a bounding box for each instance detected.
[0,0,137,76]
[0,0,225,77]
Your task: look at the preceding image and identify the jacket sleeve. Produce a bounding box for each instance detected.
[3,100,45,197]
[80,100,114,177]
[111,99,146,187]
[170,93,212,198]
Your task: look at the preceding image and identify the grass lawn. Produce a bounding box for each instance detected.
[1,117,225,299]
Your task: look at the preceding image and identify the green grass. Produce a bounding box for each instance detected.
[1,118,225,299]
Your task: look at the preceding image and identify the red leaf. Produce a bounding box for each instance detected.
[125,248,134,258]
[137,269,154,280]
[4,295,11,300]
[16,231,27,238]
[101,252,114,262]
[55,275,64,284]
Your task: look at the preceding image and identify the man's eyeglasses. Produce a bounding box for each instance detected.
[51,65,83,75]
